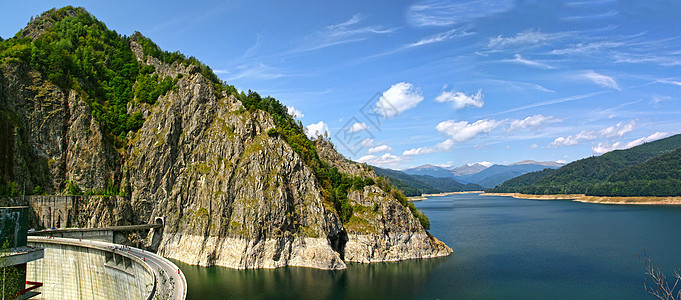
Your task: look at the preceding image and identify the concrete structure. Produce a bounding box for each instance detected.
[26,236,186,300]
[28,224,161,244]
[23,196,81,229]
[0,206,44,299]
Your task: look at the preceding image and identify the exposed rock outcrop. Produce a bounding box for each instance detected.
[0,8,452,270]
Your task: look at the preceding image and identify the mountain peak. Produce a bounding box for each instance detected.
[20,6,91,40]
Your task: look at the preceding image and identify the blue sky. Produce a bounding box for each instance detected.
[3,1,681,170]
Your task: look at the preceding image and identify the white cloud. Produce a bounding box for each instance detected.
[435,89,484,109]
[287,106,304,118]
[407,27,474,47]
[357,153,405,168]
[582,70,620,90]
[305,121,329,139]
[368,144,392,154]
[375,82,424,118]
[488,29,565,48]
[548,130,597,147]
[556,159,567,164]
[436,119,502,142]
[598,121,635,138]
[348,122,369,133]
[360,138,374,147]
[506,54,553,69]
[549,120,639,148]
[507,114,562,132]
[403,139,455,156]
[408,0,514,27]
[529,143,538,149]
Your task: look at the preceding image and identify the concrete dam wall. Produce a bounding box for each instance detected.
[26,237,155,299]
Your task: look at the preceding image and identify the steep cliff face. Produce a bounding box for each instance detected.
[0,7,452,270]
[315,140,452,262]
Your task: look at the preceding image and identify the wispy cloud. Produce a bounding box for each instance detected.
[295,13,393,53]
[504,54,553,69]
[563,10,619,21]
[488,29,568,48]
[225,62,286,81]
[406,27,474,48]
[476,91,606,118]
[550,41,621,55]
[655,79,681,86]
[581,70,620,90]
[435,89,484,109]
[407,0,514,27]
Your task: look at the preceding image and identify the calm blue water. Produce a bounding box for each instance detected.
[175,194,681,299]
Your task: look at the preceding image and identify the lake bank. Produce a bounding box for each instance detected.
[409,191,484,202]
[482,192,681,205]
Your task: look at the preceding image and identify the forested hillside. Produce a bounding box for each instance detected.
[373,167,482,196]
[487,133,681,196]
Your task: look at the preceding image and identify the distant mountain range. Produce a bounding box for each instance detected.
[402,160,565,189]
[372,167,483,197]
[488,133,681,196]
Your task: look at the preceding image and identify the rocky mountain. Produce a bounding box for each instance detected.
[0,7,451,269]
[448,163,490,177]
[462,163,560,189]
[401,161,563,188]
[403,164,456,178]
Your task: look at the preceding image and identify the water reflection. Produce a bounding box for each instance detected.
[174,256,447,299]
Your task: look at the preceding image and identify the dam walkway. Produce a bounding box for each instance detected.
[28,236,187,300]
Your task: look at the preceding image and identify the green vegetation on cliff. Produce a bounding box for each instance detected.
[488,134,681,196]
[0,6,432,231]
[0,7,234,144]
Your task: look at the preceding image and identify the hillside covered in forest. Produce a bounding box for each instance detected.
[488,133,681,196]
[372,166,482,196]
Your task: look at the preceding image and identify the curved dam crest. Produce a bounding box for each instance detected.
[26,236,186,299]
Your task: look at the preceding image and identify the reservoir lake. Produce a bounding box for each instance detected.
[175,193,681,299]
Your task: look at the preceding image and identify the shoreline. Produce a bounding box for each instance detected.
[481,192,681,205]
[409,191,484,202]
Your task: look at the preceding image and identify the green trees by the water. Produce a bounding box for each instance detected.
[488,134,681,197]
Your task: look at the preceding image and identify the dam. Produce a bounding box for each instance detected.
[26,236,186,299]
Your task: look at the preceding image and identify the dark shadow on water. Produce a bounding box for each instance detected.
[174,256,448,300]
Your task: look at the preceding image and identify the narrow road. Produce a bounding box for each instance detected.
[29,236,187,300]
[127,246,186,300]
